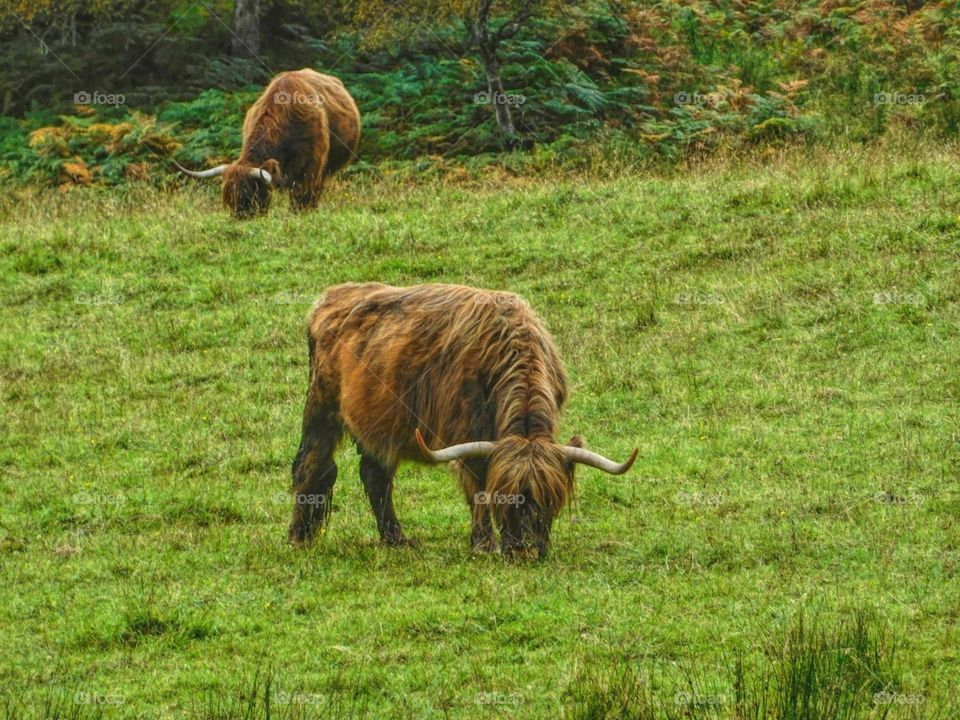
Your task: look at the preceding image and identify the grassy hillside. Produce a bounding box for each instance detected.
[1,144,958,718]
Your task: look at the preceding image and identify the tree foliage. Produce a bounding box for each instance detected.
[1,0,959,187]
[351,0,568,142]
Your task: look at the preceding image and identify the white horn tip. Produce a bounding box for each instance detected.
[414,428,432,460]
[618,448,639,475]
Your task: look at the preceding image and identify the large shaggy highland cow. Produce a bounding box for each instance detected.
[290,283,637,559]
[175,68,360,218]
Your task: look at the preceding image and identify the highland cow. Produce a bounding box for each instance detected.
[289,283,637,559]
[175,68,360,219]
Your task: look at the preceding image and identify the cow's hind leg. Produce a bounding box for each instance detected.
[458,459,496,554]
[289,384,341,547]
[358,452,409,546]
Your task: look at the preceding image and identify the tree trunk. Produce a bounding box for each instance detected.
[480,52,517,142]
[470,0,518,149]
[231,0,261,58]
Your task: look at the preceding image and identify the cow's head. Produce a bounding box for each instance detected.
[415,430,637,559]
[174,159,282,219]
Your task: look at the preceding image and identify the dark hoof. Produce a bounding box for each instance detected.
[381,533,416,548]
[288,525,324,548]
[501,546,542,562]
[471,539,499,555]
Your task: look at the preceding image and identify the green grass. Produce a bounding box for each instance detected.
[1,144,958,718]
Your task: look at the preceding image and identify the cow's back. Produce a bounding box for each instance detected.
[296,70,361,173]
[240,69,359,176]
[306,283,566,465]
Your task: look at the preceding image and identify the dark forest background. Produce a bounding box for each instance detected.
[2,0,959,188]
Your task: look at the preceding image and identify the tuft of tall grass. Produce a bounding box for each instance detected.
[1,686,105,720]
[565,608,944,720]
[195,667,373,720]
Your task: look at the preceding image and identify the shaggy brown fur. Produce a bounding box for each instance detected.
[290,283,586,558]
[219,68,360,218]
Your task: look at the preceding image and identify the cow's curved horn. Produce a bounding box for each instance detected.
[173,160,229,179]
[248,167,274,185]
[415,428,494,463]
[563,445,638,475]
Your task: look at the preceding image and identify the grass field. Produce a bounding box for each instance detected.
[1,144,959,719]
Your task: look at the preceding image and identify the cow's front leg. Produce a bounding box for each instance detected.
[459,458,497,554]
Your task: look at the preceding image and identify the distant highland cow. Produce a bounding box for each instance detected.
[289,283,637,559]
[175,69,360,219]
